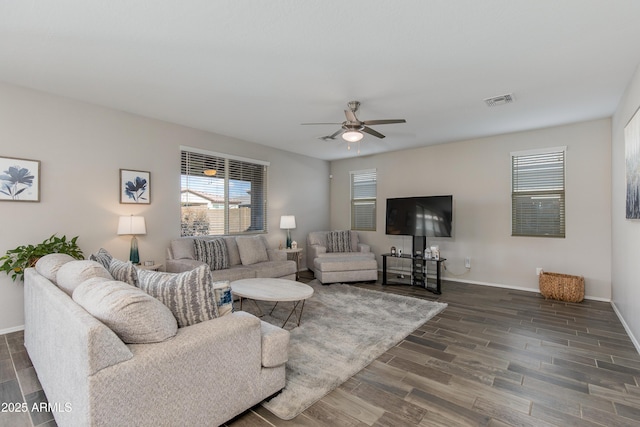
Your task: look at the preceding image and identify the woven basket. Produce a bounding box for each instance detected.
[539,271,584,303]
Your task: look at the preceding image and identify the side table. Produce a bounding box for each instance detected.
[138,263,164,271]
[283,248,303,280]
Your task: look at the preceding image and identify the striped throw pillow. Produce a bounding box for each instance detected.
[108,258,138,286]
[327,230,352,253]
[193,238,229,271]
[136,264,219,327]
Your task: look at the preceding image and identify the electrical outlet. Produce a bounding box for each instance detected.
[536,267,543,276]
[465,257,471,268]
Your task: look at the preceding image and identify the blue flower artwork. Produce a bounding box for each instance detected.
[120,169,151,204]
[0,157,40,202]
[125,176,147,202]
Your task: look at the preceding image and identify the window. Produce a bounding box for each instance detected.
[350,169,376,231]
[180,147,269,236]
[511,147,566,238]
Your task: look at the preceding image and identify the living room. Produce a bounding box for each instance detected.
[2,1,640,426]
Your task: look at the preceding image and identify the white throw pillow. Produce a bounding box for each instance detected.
[236,236,269,265]
[56,260,113,296]
[73,279,177,344]
[35,253,76,284]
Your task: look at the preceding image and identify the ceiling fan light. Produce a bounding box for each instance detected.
[342,130,364,142]
[203,169,217,176]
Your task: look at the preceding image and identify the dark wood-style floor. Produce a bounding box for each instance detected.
[2,271,640,426]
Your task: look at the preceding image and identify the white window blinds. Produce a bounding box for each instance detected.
[180,147,268,236]
[511,147,566,238]
[350,169,377,231]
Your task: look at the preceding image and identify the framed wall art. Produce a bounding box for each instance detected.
[120,169,150,204]
[0,156,40,202]
[625,106,640,219]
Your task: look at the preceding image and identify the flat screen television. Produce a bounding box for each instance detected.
[385,195,453,237]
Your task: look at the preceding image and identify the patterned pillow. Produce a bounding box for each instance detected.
[108,258,138,286]
[327,230,353,253]
[135,264,219,327]
[193,238,229,271]
[212,281,233,316]
[89,248,113,270]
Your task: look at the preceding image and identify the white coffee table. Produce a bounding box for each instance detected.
[231,278,314,327]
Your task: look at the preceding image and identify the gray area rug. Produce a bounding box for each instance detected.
[246,280,447,420]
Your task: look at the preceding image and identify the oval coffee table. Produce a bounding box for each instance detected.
[230,278,314,328]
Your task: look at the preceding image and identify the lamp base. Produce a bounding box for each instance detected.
[286,230,292,249]
[130,235,140,264]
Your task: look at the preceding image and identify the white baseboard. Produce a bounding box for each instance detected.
[610,302,640,354]
[0,325,24,335]
[443,276,610,302]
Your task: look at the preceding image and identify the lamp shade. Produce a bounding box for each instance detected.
[117,215,146,235]
[279,215,296,229]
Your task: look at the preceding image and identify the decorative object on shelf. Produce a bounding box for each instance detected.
[0,156,40,202]
[0,234,84,281]
[390,246,396,256]
[120,169,150,204]
[291,241,298,249]
[117,215,146,264]
[280,215,296,249]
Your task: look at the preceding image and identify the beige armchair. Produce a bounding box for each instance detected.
[306,230,374,274]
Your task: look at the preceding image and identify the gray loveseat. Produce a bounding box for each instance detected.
[24,254,289,427]
[166,235,296,281]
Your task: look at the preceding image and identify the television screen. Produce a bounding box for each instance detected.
[385,195,453,237]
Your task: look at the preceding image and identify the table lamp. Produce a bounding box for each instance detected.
[279,215,296,249]
[117,215,146,264]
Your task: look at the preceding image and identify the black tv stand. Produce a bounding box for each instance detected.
[381,253,446,295]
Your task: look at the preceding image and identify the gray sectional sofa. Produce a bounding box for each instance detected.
[166,235,297,281]
[24,253,290,427]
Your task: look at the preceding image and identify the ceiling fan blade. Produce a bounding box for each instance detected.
[362,119,406,125]
[344,109,358,123]
[319,129,344,140]
[301,122,342,125]
[362,126,386,139]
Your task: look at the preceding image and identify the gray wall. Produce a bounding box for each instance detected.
[0,82,330,332]
[330,118,612,300]
[612,63,640,349]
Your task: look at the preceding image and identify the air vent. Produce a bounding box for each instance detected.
[484,93,514,107]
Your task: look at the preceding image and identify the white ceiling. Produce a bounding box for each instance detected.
[2,1,640,161]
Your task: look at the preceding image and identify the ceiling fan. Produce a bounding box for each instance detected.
[302,101,406,143]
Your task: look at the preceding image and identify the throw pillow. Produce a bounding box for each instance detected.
[89,248,113,270]
[211,281,233,316]
[170,239,196,260]
[193,238,229,271]
[108,258,138,286]
[236,236,269,265]
[35,253,76,284]
[135,264,219,327]
[56,260,113,296]
[73,279,177,344]
[327,230,353,253]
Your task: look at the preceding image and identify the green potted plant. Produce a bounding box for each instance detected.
[0,234,84,281]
